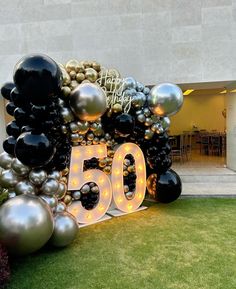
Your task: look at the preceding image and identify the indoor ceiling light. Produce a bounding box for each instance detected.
[183,89,194,95]
[230,89,236,93]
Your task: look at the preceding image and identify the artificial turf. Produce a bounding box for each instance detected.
[6,198,236,289]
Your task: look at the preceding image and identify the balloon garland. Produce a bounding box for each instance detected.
[0,54,183,255]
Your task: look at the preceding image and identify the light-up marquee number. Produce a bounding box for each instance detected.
[111,143,146,213]
[68,144,112,224]
[67,143,146,224]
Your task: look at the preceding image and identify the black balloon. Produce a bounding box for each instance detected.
[3,136,16,155]
[6,102,16,116]
[115,113,135,137]
[10,87,28,108]
[15,132,55,167]
[13,54,62,105]
[6,121,21,138]
[155,169,182,203]
[14,107,28,126]
[1,82,15,100]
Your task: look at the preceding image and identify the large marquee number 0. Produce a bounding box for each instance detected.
[68,143,146,224]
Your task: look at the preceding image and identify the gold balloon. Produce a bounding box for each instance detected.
[112,103,122,113]
[92,62,101,72]
[75,64,85,73]
[146,174,157,197]
[62,86,71,97]
[65,59,79,72]
[85,68,98,83]
[76,73,85,82]
[70,80,79,90]
[69,70,76,80]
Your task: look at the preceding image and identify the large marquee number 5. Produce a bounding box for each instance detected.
[67,144,112,224]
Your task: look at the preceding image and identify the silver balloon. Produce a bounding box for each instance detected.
[81,184,90,194]
[77,121,89,134]
[131,92,146,108]
[56,182,67,199]
[144,117,153,127]
[69,122,79,133]
[144,129,154,140]
[126,191,134,200]
[48,171,61,181]
[29,169,47,186]
[148,83,183,116]
[60,107,75,124]
[15,180,36,195]
[41,178,59,196]
[69,83,107,121]
[91,186,99,193]
[50,212,78,247]
[0,152,13,169]
[0,169,21,188]
[40,194,58,209]
[160,116,171,130]
[143,87,150,95]
[143,108,151,117]
[55,202,67,213]
[137,113,146,123]
[72,191,81,200]
[123,77,137,90]
[11,158,30,176]
[136,81,144,92]
[0,195,54,255]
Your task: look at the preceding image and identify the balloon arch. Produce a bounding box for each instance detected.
[0,54,182,255]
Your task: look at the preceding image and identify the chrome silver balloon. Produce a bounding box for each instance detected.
[160,116,171,130]
[131,92,146,108]
[41,178,59,196]
[136,81,144,92]
[11,158,30,176]
[124,185,129,193]
[125,191,134,200]
[40,194,58,209]
[56,182,67,199]
[69,83,107,121]
[69,122,79,133]
[77,121,89,134]
[123,77,137,90]
[81,184,90,194]
[0,152,13,169]
[60,107,75,124]
[48,171,61,181]
[55,202,67,213]
[144,129,154,140]
[0,169,21,188]
[137,114,146,123]
[29,169,47,186]
[144,117,153,127]
[148,83,183,116]
[143,87,150,95]
[50,212,78,247]
[72,191,81,200]
[91,186,99,194]
[0,195,54,255]
[15,180,36,195]
[143,108,151,117]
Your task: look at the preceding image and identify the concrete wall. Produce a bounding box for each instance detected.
[170,93,226,135]
[227,92,236,170]
[0,0,236,85]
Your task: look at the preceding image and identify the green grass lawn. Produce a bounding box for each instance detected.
[7,198,236,289]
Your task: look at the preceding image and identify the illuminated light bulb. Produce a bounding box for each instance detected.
[87,214,92,220]
[103,190,108,197]
[127,204,133,210]
[85,174,92,180]
[116,183,121,189]
[87,149,93,155]
[139,179,144,184]
[117,197,123,203]
[98,148,104,155]
[137,193,142,199]
[99,177,104,184]
[72,164,79,173]
[72,179,78,186]
[138,165,143,171]
[98,205,104,212]
[125,146,130,152]
[115,169,120,175]
[118,155,122,160]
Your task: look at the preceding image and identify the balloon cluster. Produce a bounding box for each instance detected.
[0,54,183,255]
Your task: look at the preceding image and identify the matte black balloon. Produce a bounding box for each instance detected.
[31,105,48,119]
[6,121,21,137]
[14,107,28,126]
[155,169,182,203]
[10,87,27,108]
[6,102,16,116]
[1,82,15,100]
[13,54,62,105]
[115,113,135,137]
[3,136,16,155]
[15,132,56,167]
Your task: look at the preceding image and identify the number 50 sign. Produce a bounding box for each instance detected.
[67,143,146,224]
